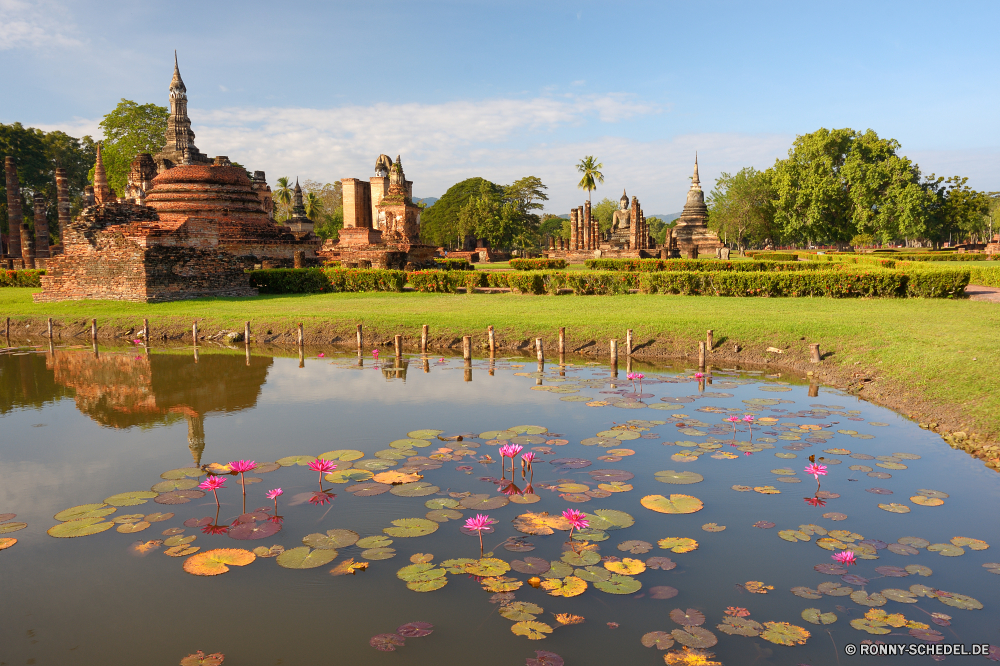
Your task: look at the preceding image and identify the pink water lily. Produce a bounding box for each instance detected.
[372,349,379,359]
[465,513,497,555]
[694,372,704,379]
[308,458,338,485]
[317,352,325,358]
[199,475,226,508]
[742,414,754,423]
[562,508,589,540]
[228,460,257,512]
[832,550,857,566]
[265,488,283,513]
[804,463,827,479]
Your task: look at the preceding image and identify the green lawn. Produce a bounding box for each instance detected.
[2,287,997,438]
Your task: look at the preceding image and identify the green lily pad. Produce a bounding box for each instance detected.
[276,547,338,569]
[927,543,964,557]
[407,429,444,439]
[593,509,635,528]
[465,558,511,576]
[593,574,642,594]
[654,470,704,484]
[276,455,317,466]
[934,591,982,610]
[391,438,432,449]
[356,536,392,548]
[355,459,396,471]
[104,491,158,507]
[425,498,460,510]
[499,602,543,621]
[159,468,206,480]
[317,449,365,461]
[561,549,601,566]
[384,518,439,538]
[801,609,837,625]
[151,479,199,493]
[406,577,448,592]
[303,529,359,549]
[47,517,114,538]
[510,425,548,434]
[0,521,29,534]
[396,563,446,582]
[440,557,478,573]
[881,588,918,603]
[641,494,704,514]
[425,509,463,522]
[544,561,574,578]
[54,504,115,522]
[391,482,440,497]
[326,470,374,484]
[574,565,612,582]
[361,547,396,560]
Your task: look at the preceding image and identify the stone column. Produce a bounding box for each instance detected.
[569,208,578,251]
[4,156,23,260]
[578,207,584,249]
[20,211,34,268]
[629,197,639,251]
[55,167,70,251]
[584,201,592,250]
[33,193,49,259]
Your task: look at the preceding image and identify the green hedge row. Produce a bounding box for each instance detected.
[891,253,994,262]
[434,258,474,270]
[509,258,568,270]
[248,268,405,293]
[585,258,839,272]
[748,252,799,261]
[0,269,45,287]
[966,266,1000,288]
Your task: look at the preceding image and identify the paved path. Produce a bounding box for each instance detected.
[966,284,1000,302]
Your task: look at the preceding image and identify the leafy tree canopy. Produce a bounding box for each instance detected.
[420,177,504,247]
[707,167,776,249]
[90,99,168,195]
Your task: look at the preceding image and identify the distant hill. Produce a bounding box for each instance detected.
[414,196,439,207]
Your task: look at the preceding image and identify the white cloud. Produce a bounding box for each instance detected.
[0,0,83,50]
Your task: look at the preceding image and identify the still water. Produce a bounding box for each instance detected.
[1,345,997,666]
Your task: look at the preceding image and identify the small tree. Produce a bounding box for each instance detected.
[90,99,168,194]
[576,156,604,203]
[272,177,293,221]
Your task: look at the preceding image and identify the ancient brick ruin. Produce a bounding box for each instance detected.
[672,157,723,259]
[34,55,321,302]
[321,155,436,269]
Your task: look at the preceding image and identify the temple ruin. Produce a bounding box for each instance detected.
[319,155,436,269]
[673,156,723,259]
[34,55,321,302]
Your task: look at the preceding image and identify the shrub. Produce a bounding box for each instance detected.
[967,266,1000,288]
[585,258,839,272]
[505,272,546,294]
[323,268,405,292]
[407,270,460,293]
[248,268,329,294]
[750,253,799,262]
[892,253,989,262]
[904,269,970,298]
[433,257,474,270]
[638,270,907,297]
[510,258,568,270]
[0,269,45,287]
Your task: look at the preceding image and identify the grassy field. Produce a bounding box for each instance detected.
[1,287,997,441]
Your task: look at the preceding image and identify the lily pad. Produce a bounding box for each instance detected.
[671,626,718,648]
[654,470,704,485]
[276,455,317,466]
[150,479,199,493]
[927,543,964,557]
[878,503,910,514]
[326,470,374,484]
[658,537,698,553]
[53,504,114,522]
[184,548,255,575]
[276,547,338,569]
[154,490,205,505]
[593,574,641,594]
[318,449,365,461]
[500,602,544,621]
[641,631,676,649]
[104,491,158,507]
[642,495,704,514]
[391,482,440,497]
[459,494,509,510]
[511,621,553,640]
[303,529,359,549]
[670,608,706,626]
[760,622,810,646]
[540,575,587,597]
[512,557,551,575]
[384,518,439,538]
[47,517,113,538]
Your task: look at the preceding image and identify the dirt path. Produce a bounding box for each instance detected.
[966,285,1000,302]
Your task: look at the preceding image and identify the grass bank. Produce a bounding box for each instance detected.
[1,287,997,454]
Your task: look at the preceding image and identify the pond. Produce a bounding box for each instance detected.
[1,344,997,665]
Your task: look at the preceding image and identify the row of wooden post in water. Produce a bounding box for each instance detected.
[14,318,822,367]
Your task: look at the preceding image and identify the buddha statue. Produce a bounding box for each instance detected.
[611,190,631,232]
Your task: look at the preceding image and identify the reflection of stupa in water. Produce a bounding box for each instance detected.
[46,350,272,464]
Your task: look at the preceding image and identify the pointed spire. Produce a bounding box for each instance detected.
[293,178,304,209]
[170,50,186,93]
[690,153,701,191]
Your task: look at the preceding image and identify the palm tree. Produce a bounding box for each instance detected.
[576,156,604,203]
[273,177,293,221]
[304,192,324,221]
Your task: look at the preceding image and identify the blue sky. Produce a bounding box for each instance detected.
[2,0,997,213]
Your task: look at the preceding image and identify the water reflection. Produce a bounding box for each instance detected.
[43,349,272,464]
[0,351,73,414]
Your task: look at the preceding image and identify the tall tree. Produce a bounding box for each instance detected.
[90,99,168,195]
[922,175,991,246]
[590,197,619,234]
[771,128,930,245]
[504,176,548,217]
[304,192,324,220]
[707,167,776,249]
[576,156,604,203]
[457,181,530,250]
[420,177,504,247]
[272,177,294,221]
[538,213,567,241]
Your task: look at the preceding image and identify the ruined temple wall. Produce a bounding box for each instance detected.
[342,178,372,229]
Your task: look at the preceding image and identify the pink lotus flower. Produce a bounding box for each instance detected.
[228,460,256,512]
[200,475,226,508]
[521,451,535,465]
[266,487,283,513]
[498,444,514,458]
[742,415,755,423]
[832,550,857,566]
[464,513,497,555]
[372,349,379,359]
[562,508,589,540]
[727,416,740,423]
[694,372,704,379]
[317,353,325,358]
[308,458,338,485]
[743,451,753,456]
[805,496,826,506]
[804,463,827,479]
[309,490,335,506]
[508,443,524,457]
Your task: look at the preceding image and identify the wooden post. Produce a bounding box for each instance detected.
[423,357,430,373]
[245,343,251,366]
[558,327,565,354]
[464,360,472,383]
[47,317,53,340]
[395,334,403,359]
[299,346,305,368]
[809,343,821,364]
[626,355,632,375]
[144,318,150,342]
[421,325,428,353]
[535,337,543,362]
[297,323,304,346]
[610,339,618,377]
[244,321,250,344]
[698,341,706,369]
[462,335,472,361]
[5,317,9,339]
[808,377,819,397]
[91,318,97,343]
[356,324,363,351]
[192,322,198,345]
[626,329,633,356]
[489,356,495,376]
[706,329,713,352]
[488,325,495,356]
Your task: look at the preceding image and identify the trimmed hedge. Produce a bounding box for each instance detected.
[0,269,45,287]
[247,268,405,293]
[749,252,799,261]
[434,258,474,270]
[891,253,992,262]
[510,258,568,270]
[585,258,839,272]
[965,266,1000,288]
